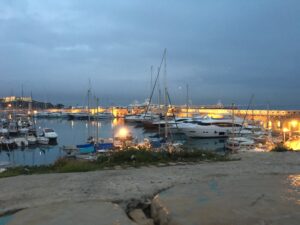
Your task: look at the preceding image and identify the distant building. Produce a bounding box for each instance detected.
[0,96,32,102]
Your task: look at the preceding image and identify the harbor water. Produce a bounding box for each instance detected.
[0,118,226,166]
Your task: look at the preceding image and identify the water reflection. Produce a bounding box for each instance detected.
[0,118,226,166]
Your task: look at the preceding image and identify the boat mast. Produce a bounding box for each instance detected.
[163,49,168,141]
[150,66,153,119]
[87,80,91,138]
[267,102,270,130]
[158,67,161,137]
[186,84,189,118]
[96,97,99,144]
[232,103,235,151]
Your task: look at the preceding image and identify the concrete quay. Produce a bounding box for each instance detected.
[0,151,299,225]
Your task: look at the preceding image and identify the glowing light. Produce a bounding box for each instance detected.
[7,104,12,108]
[117,127,129,139]
[285,137,300,151]
[291,120,298,128]
[268,121,272,128]
[277,121,281,128]
[283,128,289,133]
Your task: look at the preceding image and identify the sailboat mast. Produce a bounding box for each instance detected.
[158,67,161,137]
[267,102,270,129]
[164,49,168,140]
[186,84,189,118]
[232,103,235,134]
[96,97,99,144]
[150,66,153,119]
[87,80,91,138]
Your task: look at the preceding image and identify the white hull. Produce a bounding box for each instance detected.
[14,138,29,147]
[37,137,49,145]
[179,124,239,138]
[225,137,255,151]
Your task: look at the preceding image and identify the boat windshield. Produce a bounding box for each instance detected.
[44,128,54,133]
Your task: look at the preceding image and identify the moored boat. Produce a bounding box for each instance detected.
[37,136,49,145]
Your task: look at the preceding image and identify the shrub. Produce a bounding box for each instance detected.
[271,144,292,152]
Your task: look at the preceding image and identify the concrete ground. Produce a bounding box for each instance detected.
[5,201,135,225]
[0,151,299,224]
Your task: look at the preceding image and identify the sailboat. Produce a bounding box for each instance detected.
[76,82,95,154]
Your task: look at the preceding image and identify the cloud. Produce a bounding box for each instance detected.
[0,0,299,107]
[54,44,91,52]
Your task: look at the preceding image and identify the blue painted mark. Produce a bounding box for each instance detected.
[0,215,13,225]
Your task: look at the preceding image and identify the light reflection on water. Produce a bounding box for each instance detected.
[0,118,226,166]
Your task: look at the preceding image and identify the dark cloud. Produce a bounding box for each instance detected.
[0,0,299,107]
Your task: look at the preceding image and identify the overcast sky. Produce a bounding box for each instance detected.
[0,0,299,108]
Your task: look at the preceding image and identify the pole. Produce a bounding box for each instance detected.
[158,67,161,137]
[163,49,168,141]
[87,79,91,138]
[186,84,189,118]
[232,103,235,151]
[96,97,99,144]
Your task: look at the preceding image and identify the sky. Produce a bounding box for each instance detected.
[0,0,299,108]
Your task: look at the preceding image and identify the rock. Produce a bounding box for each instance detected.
[151,175,300,225]
[7,201,136,225]
[129,209,154,225]
[157,163,167,167]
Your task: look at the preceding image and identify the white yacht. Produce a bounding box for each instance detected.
[42,128,58,142]
[125,113,160,123]
[176,115,244,138]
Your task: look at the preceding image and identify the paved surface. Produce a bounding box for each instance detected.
[0,152,299,224]
[152,174,300,225]
[6,201,136,225]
